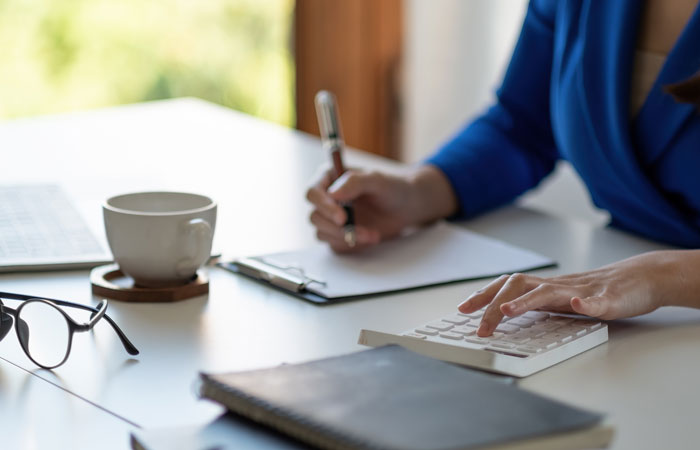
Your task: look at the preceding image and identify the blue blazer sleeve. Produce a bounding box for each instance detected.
[426,0,560,218]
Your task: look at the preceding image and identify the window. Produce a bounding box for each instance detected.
[0,0,294,126]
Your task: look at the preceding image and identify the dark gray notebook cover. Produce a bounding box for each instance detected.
[199,346,604,450]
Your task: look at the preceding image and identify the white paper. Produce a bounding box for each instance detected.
[258,222,554,299]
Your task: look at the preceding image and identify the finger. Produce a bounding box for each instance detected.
[310,211,345,239]
[316,226,381,248]
[317,232,355,253]
[313,166,334,190]
[317,228,380,253]
[328,171,382,203]
[457,275,509,313]
[478,273,536,336]
[306,186,346,225]
[500,283,574,317]
[570,296,612,318]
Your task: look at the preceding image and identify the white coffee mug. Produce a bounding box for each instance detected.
[103,192,217,287]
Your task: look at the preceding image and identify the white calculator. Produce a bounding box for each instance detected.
[358,309,607,377]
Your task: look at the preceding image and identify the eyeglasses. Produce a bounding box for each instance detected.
[0,292,139,369]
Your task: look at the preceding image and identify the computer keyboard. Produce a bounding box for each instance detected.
[358,308,607,377]
[0,184,111,271]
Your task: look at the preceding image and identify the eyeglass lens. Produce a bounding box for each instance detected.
[17,301,71,368]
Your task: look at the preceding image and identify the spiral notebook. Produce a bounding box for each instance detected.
[220,221,555,304]
[194,346,613,450]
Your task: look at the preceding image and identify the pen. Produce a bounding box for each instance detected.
[314,90,357,247]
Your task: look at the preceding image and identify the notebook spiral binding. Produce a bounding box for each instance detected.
[233,257,326,293]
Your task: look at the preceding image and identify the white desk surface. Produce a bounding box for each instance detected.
[1,98,699,449]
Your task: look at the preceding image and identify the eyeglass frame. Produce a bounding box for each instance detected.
[0,291,139,369]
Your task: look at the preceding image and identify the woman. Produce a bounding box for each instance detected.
[306,0,700,337]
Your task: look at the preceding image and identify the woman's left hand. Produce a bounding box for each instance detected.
[457,250,694,337]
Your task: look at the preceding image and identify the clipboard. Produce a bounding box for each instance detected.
[219,222,556,305]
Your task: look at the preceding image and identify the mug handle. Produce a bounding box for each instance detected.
[175,218,213,278]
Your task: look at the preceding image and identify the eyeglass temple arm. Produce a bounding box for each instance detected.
[85,299,108,329]
[71,300,139,356]
[0,292,139,356]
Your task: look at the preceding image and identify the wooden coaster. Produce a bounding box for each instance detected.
[90,264,209,302]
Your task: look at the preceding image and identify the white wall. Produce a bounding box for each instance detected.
[402,0,608,224]
[402,0,527,163]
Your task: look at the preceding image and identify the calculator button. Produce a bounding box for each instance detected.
[464,337,490,345]
[442,315,469,325]
[439,331,465,340]
[403,332,427,339]
[576,320,602,330]
[529,339,559,350]
[507,317,535,328]
[520,329,547,339]
[479,332,505,341]
[494,324,519,334]
[560,326,587,337]
[415,327,438,336]
[522,311,549,321]
[502,335,531,345]
[425,321,453,331]
[538,322,562,331]
[517,345,543,354]
[451,326,477,336]
[548,316,574,325]
[545,332,573,343]
[488,341,516,349]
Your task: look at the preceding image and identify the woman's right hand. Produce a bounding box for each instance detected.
[305,165,458,253]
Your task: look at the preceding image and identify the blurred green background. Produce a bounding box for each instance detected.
[0,0,295,126]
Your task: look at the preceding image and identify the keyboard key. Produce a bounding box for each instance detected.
[462,311,484,319]
[403,333,427,340]
[522,311,549,321]
[425,321,453,331]
[415,327,438,336]
[442,315,469,325]
[439,331,465,340]
[494,324,519,334]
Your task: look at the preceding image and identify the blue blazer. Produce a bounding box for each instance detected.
[427,0,700,247]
